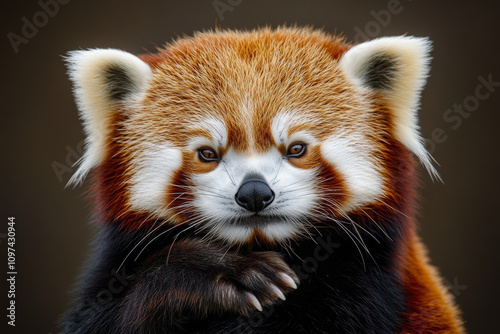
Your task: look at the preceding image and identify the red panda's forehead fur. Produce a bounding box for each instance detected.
[126,28,388,153]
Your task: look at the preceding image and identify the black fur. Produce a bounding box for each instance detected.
[103,65,135,101]
[61,209,407,334]
[363,54,398,91]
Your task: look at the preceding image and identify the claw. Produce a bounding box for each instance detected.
[270,283,286,300]
[246,292,263,312]
[279,273,298,290]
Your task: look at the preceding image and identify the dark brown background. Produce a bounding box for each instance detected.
[2,0,499,333]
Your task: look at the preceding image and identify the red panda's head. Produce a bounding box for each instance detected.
[66,27,436,246]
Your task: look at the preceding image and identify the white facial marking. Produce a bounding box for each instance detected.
[271,111,295,145]
[262,221,306,241]
[128,143,182,214]
[187,116,228,150]
[321,134,383,210]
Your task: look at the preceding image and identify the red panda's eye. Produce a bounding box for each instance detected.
[287,143,307,158]
[198,148,219,162]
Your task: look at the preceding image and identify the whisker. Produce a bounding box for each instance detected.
[222,160,237,186]
[117,218,171,272]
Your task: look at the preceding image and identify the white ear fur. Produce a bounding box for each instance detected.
[65,49,152,186]
[340,36,439,180]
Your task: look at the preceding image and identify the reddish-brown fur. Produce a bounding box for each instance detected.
[398,231,464,333]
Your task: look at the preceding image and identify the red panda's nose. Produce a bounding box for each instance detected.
[235,177,275,213]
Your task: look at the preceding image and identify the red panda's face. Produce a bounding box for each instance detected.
[67,28,436,246]
[125,110,371,244]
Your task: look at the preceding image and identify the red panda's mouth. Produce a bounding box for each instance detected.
[233,214,287,227]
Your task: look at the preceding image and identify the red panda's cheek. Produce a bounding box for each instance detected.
[164,151,221,221]
[315,159,350,214]
[281,144,350,217]
[165,165,194,221]
[319,136,384,212]
[127,145,182,215]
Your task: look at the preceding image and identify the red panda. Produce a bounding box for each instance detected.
[61,27,465,333]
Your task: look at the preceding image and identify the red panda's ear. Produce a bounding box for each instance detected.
[340,36,440,180]
[65,49,152,186]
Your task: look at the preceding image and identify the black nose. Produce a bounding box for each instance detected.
[235,178,275,213]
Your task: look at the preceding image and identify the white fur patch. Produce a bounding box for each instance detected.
[187,117,228,150]
[271,111,318,146]
[271,111,295,144]
[340,36,439,180]
[204,221,302,244]
[262,221,303,241]
[321,134,383,210]
[206,224,253,244]
[128,144,182,214]
[66,49,152,185]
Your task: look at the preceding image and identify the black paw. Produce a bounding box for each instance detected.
[213,251,299,315]
[120,242,300,324]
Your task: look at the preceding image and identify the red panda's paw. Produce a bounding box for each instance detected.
[216,251,299,315]
[119,242,299,326]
